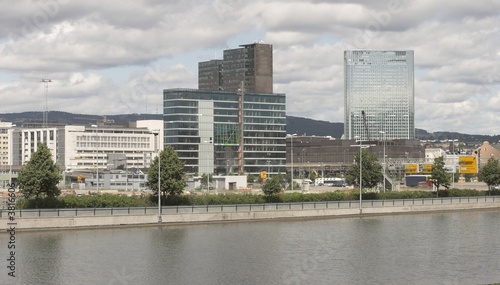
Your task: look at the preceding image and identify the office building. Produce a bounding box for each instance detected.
[198,42,273,93]
[12,126,63,167]
[344,50,415,140]
[163,88,286,175]
[0,122,14,167]
[64,122,161,172]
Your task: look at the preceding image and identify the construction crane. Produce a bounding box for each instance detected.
[237,81,245,175]
[361,110,370,140]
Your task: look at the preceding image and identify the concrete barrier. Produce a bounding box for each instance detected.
[2,201,500,231]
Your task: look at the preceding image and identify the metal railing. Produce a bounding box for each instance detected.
[1,196,499,218]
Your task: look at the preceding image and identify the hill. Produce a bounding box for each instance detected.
[1,111,498,143]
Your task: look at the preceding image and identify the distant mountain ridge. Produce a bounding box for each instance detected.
[1,111,498,143]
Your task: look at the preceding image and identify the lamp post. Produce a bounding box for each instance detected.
[351,137,373,214]
[91,125,100,194]
[379,131,386,192]
[450,139,458,187]
[288,134,297,191]
[152,129,161,223]
[301,149,306,190]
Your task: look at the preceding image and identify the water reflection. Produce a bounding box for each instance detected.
[1,210,499,285]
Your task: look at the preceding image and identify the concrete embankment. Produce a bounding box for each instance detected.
[2,201,500,231]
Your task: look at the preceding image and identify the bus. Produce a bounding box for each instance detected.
[314,177,345,187]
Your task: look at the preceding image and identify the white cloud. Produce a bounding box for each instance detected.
[0,0,499,135]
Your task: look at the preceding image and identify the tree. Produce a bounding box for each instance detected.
[431,156,451,193]
[346,149,383,189]
[478,157,500,191]
[262,173,284,195]
[147,146,186,200]
[201,173,213,189]
[18,144,62,201]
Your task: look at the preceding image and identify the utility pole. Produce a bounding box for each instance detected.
[41,79,52,129]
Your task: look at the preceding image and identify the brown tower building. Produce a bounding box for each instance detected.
[198,42,273,93]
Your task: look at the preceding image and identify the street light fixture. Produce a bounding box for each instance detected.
[379,131,386,192]
[152,129,161,223]
[450,139,458,187]
[91,124,100,194]
[288,134,297,191]
[351,137,374,214]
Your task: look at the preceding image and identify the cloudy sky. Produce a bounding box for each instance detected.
[1,0,499,135]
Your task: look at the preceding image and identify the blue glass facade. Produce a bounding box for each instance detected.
[163,89,286,175]
[344,50,415,140]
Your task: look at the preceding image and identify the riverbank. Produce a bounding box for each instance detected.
[2,198,500,231]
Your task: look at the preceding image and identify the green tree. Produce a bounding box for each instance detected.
[147,146,186,201]
[201,173,213,189]
[17,144,62,202]
[346,149,383,189]
[478,157,500,191]
[247,174,257,184]
[431,156,451,193]
[262,173,284,195]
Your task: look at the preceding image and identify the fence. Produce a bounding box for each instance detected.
[1,196,499,218]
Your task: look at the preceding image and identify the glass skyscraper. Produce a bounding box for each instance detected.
[163,89,286,175]
[344,50,414,140]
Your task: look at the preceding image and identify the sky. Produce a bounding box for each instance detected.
[0,0,499,135]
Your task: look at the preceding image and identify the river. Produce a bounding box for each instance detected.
[2,209,500,285]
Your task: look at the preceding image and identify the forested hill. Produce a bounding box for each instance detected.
[1,111,498,143]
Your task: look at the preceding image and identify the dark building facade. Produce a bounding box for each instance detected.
[163,89,286,175]
[198,43,273,94]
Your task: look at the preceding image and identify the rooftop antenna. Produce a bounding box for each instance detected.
[41,79,52,129]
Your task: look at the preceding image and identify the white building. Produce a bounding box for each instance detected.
[0,122,15,166]
[64,122,162,171]
[13,127,62,166]
[0,122,15,187]
[425,148,446,163]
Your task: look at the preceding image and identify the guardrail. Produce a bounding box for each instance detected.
[1,196,499,218]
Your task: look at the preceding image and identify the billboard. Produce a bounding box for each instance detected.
[421,164,433,174]
[459,156,477,174]
[404,163,419,174]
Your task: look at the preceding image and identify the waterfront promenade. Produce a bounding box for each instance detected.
[2,196,500,231]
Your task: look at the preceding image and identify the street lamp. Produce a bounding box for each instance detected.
[91,124,100,194]
[152,129,161,223]
[351,137,373,214]
[379,131,386,192]
[450,139,458,187]
[288,134,297,191]
[301,149,306,190]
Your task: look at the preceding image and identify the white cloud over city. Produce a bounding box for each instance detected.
[1,0,499,134]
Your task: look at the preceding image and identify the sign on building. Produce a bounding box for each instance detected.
[421,164,433,174]
[404,163,419,174]
[459,156,477,174]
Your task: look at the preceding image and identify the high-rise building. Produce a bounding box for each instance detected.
[198,60,223,91]
[198,43,273,93]
[163,88,286,175]
[344,50,415,140]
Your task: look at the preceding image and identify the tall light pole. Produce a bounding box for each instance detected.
[152,129,161,223]
[351,137,373,214]
[301,148,306,190]
[41,79,52,129]
[379,131,386,192]
[288,134,297,191]
[92,125,100,194]
[451,139,458,187]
